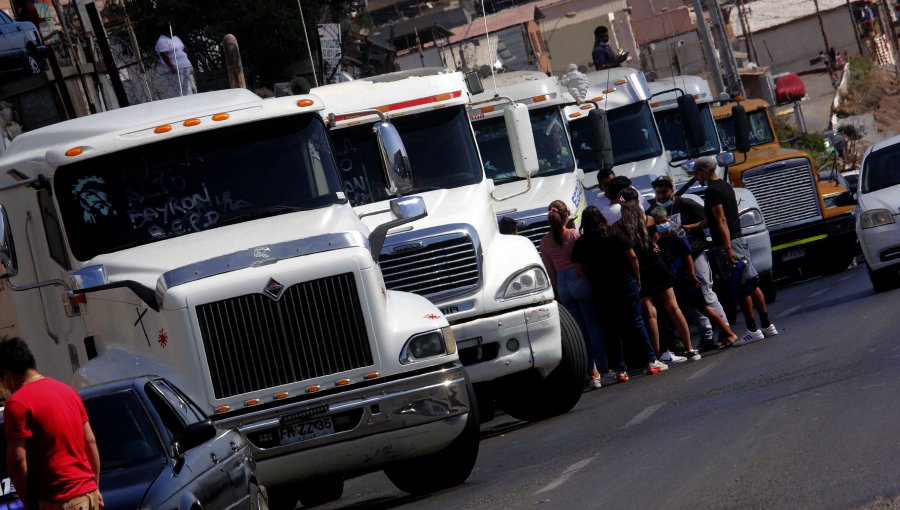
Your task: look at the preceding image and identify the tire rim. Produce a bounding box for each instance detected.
[28,56,40,74]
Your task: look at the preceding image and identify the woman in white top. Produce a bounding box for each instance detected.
[156,24,197,98]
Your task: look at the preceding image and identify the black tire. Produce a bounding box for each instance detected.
[759,271,777,303]
[250,482,270,510]
[498,305,588,422]
[266,487,297,510]
[869,265,900,293]
[384,379,480,494]
[296,478,343,508]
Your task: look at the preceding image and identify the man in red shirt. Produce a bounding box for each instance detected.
[1,338,103,510]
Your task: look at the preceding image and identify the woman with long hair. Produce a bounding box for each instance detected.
[571,206,667,382]
[618,189,701,361]
[540,200,607,388]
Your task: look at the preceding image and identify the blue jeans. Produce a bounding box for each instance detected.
[596,276,656,371]
[556,268,608,372]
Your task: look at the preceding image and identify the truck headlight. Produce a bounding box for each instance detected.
[860,209,896,229]
[400,326,454,364]
[739,208,764,228]
[496,265,550,300]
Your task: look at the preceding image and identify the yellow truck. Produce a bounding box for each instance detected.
[713,98,857,275]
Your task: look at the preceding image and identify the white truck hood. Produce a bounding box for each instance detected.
[491,172,585,219]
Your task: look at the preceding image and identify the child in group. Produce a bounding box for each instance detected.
[649,206,738,347]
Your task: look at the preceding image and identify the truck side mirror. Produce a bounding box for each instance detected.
[0,204,18,279]
[373,121,413,197]
[716,152,736,168]
[732,104,752,154]
[589,109,614,171]
[504,103,539,178]
[369,196,428,263]
[678,94,705,151]
[465,71,484,95]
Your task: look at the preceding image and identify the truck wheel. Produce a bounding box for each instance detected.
[296,478,343,508]
[499,306,587,422]
[759,272,777,303]
[384,380,480,494]
[869,265,900,293]
[250,482,270,510]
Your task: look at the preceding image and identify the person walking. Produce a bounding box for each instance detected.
[691,157,778,347]
[592,26,627,70]
[540,201,610,388]
[1,338,103,510]
[572,206,668,382]
[650,175,731,350]
[156,23,197,98]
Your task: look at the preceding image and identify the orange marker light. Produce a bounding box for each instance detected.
[568,112,582,118]
[364,372,379,380]
[603,88,616,94]
[434,93,453,101]
[274,392,289,400]
[154,124,172,134]
[650,102,660,108]
[335,379,350,386]
[580,104,592,110]
[592,96,605,102]
[212,113,230,121]
[215,406,231,414]
[183,118,201,127]
[306,385,321,393]
[614,79,627,85]
[532,95,548,103]
[245,399,260,406]
[296,99,315,107]
[64,147,84,157]
[481,106,495,114]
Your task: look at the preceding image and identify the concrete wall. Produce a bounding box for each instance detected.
[638,29,710,80]
[747,6,861,74]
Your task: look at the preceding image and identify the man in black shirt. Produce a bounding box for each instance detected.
[692,157,777,347]
[650,175,729,349]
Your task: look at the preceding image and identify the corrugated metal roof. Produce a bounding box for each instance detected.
[448,0,567,43]
[735,0,862,34]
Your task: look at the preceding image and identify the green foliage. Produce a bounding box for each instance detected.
[835,56,875,118]
[773,116,829,168]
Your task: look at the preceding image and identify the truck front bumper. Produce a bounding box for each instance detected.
[452,301,561,383]
[770,213,857,271]
[216,363,470,486]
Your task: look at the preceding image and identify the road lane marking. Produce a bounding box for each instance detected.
[862,384,884,389]
[625,403,665,428]
[533,457,596,495]
[777,305,801,318]
[688,362,718,380]
[809,288,829,298]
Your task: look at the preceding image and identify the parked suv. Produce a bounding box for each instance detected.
[0,11,44,75]
[856,135,900,292]
[1,376,266,509]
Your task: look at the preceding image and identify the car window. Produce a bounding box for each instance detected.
[150,380,206,427]
[862,144,900,194]
[83,391,165,472]
[0,12,10,24]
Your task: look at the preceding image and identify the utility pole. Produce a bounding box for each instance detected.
[736,0,758,63]
[847,0,865,54]
[690,0,725,94]
[812,0,831,51]
[705,0,745,96]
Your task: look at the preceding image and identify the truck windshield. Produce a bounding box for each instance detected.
[472,106,575,184]
[861,144,900,194]
[330,107,482,206]
[716,109,775,151]
[654,103,719,161]
[569,101,663,171]
[54,114,343,261]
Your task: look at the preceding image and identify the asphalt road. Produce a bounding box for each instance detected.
[318,265,900,510]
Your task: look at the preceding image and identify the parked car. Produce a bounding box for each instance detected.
[0,11,44,75]
[1,376,267,509]
[856,136,900,292]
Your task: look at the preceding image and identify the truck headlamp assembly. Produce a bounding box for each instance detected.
[860,209,896,229]
[822,193,843,209]
[739,208,764,229]
[400,326,455,364]
[496,265,550,300]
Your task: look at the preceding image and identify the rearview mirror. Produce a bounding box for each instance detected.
[732,104,751,154]
[678,94,705,151]
[0,204,18,279]
[716,152,736,168]
[373,121,413,197]
[465,71,484,95]
[589,109,614,172]
[504,103,539,178]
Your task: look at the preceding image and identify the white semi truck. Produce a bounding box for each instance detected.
[0,89,479,509]
[312,69,587,422]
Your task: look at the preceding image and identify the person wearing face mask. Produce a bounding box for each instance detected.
[592,26,628,70]
[650,175,730,351]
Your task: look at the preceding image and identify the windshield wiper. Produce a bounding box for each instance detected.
[217,205,313,227]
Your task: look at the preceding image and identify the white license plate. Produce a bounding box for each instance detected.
[279,416,335,446]
[781,247,806,262]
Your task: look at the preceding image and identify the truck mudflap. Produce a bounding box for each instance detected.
[770,212,857,272]
[451,301,561,383]
[216,363,470,486]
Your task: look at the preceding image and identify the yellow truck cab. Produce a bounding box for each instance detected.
[713,98,857,275]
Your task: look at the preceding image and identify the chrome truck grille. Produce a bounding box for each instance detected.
[380,228,481,300]
[742,158,822,230]
[517,219,550,251]
[196,273,372,399]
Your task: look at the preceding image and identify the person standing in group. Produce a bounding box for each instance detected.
[650,175,731,350]
[618,189,700,362]
[691,157,778,347]
[156,23,197,98]
[1,338,103,510]
[592,174,650,225]
[592,26,628,70]
[540,201,610,388]
[572,206,668,382]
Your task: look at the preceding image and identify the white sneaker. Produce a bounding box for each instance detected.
[589,374,603,389]
[733,329,765,346]
[659,350,687,364]
[647,359,669,374]
[762,323,779,337]
[686,349,702,361]
[600,370,618,386]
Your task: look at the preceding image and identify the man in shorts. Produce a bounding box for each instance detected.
[692,157,777,347]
